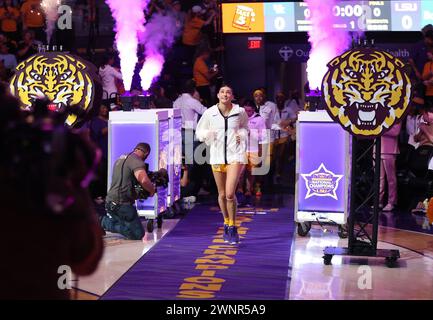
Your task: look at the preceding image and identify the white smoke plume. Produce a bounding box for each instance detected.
[305,0,352,90]
[105,0,150,91]
[139,12,178,91]
[41,0,61,45]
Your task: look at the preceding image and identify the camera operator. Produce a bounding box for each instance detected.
[0,93,104,299]
[101,142,155,240]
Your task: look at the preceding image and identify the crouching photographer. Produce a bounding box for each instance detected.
[101,143,156,240]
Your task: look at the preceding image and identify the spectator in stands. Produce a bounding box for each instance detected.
[130,99,141,111]
[170,0,185,40]
[193,46,218,106]
[148,0,170,17]
[271,92,291,185]
[201,0,219,48]
[415,106,433,147]
[182,5,216,61]
[380,122,402,211]
[0,32,7,46]
[0,32,17,54]
[409,25,433,81]
[193,88,201,102]
[0,42,17,76]
[174,79,207,160]
[422,49,433,106]
[158,71,178,102]
[99,53,123,103]
[285,89,304,120]
[283,90,302,171]
[16,29,40,62]
[253,88,277,133]
[150,84,173,108]
[406,89,424,150]
[253,88,277,189]
[202,0,218,13]
[409,103,433,213]
[0,0,20,42]
[21,0,46,43]
[174,79,209,200]
[238,99,267,197]
[0,57,7,80]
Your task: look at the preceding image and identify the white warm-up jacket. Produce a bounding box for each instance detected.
[195,104,249,164]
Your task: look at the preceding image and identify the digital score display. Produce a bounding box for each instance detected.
[222,1,433,33]
[295,1,391,31]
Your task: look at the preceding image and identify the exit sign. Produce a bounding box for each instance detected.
[248,37,262,49]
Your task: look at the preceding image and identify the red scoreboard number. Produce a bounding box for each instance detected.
[248,39,262,49]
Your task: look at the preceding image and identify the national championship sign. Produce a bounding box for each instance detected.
[10,52,102,127]
[322,48,411,139]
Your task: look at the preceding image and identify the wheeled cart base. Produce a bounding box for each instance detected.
[296,222,348,239]
[146,215,164,233]
[323,246,400,268]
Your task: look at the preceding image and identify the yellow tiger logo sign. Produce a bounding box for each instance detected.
[322,48,411,138]
[10,52,100,127]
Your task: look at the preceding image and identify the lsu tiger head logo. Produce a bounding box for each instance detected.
[10,52,100,127]
[322,48,411,138]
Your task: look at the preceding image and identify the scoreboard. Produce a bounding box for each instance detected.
[222,1,433,33]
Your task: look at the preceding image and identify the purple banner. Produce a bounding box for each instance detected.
[172,115,182,202]
[298,122,346,213]
[158,118,170,213]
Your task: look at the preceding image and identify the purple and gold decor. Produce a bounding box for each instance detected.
[295,111,350,225]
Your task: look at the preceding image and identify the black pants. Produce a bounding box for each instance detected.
[181,129,214,196]
[196,85,212,107]
[102,202,144,240]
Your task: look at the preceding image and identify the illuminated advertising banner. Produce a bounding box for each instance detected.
[222,0,431,33]
[222,2,265,33]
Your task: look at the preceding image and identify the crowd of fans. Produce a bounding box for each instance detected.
[0,0,45,81]
[4,0,433,300]
[2,1,433,217]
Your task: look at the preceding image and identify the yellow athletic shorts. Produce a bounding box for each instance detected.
[211,164,229,173]
[211,163,243,173]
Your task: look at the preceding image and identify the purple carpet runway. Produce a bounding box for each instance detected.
[101,196,295,300]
